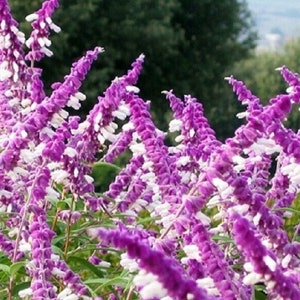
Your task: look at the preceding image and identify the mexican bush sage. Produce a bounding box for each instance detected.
[0,1,300,299]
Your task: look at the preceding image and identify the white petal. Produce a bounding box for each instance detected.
[19,288,33,298]
[281,254,292,268]
[25,13,38,22]
[243,272,262,285]
[126,85,140,93]
[263,255,277,272]
[63,147,77,158]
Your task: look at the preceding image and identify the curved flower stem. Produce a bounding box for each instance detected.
[63,194,76,259]
[292,223,300,242]
[51,210,60,231]
[8,280,13,300]
[125,285,135,300]
[52,187,66,231]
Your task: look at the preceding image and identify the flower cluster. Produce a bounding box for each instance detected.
[1,1,300,300]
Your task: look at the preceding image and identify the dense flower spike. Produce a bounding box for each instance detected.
[25,0,60,61]
[233,214,300,299]
[191,223,248,299]
[91,227,216,300]
[1,1,300,300]
[0,0,26,83]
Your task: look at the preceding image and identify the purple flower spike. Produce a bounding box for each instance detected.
[87,54,144,130]
[164,89,184,119]
[29,220,57,299]
[103,129,134,163]
[58,210,82,225]
[280,66,300,87]
[0,232,22,261]
[126,93,180,198]
[52,258,88,296]
[25,0,60,61]
[279,66,300,104]
[269,95,292,120]
[192,223,247,299]
[24,47,102,135]
[181,94,220,161]
[226,76,261,111]
[28,67,45,104]
[0,0,26,82]
[92,228,217,300]
[233,214,300,299]
[124,54,145,86]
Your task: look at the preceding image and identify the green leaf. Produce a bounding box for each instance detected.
[84,278,107,284]
[51,245,64,256]
[254,284,267,300]
[93,161,122,172]
[52,234,68,245]
[211,235,234,243]
[92,161,121,193]
[0,264,10,274]
[92,276,130,293]
[12,281,31,296]
[67,256,104,278]
[9,261,26,276]
[51,200,69,210]
[137,215,159,225]
[274,207,300,215]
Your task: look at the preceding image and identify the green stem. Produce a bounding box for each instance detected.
[63,194,76,259]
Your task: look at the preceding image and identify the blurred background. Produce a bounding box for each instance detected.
[9,0,300,140]
[248,0,300,51]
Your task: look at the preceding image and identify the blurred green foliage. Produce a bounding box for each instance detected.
[92,161,121,193]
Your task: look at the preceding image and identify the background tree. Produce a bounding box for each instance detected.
[10,0,257,139]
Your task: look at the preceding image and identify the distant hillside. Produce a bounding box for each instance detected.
[247,0,300,49]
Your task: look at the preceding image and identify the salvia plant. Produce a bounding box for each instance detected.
[1,0,300,299]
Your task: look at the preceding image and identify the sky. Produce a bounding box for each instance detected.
[247,0,300,48]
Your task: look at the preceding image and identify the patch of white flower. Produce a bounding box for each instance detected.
[247,138,282,156]
[196,277,220,296]
[120,253,139,272]
[57,288,78,300]
[169,119,182,132]
[134,270,168,299]
[18,287,33,298]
